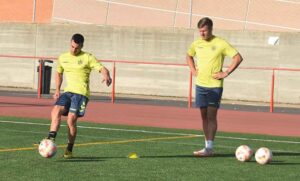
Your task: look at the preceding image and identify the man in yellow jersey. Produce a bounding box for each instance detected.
[186,17,243,157]
[45,33,112,159]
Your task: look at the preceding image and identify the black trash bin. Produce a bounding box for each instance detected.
[37,60,53,94]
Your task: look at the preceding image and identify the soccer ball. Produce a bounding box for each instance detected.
[235,145,253,162]
[38,139,57,158]
[255,147,272,165]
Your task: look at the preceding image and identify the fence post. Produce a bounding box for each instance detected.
[188,71,193,108]
[111,62,116,103]
[37,60,43,98]
[270,69,275,113]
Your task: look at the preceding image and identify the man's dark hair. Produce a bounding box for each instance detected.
[197,17,213,29]
[71,33,84,44]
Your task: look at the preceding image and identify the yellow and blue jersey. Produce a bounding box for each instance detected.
[187,36,238,88]
[57,51,104,97]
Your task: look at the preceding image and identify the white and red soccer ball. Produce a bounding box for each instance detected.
[38,139,57,158]
[235,145,253,162]
[255,147,273,165]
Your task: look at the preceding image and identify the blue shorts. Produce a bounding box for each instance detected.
[55,92,89,117]
[195,85,223,108]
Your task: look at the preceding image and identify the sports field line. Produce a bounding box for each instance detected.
[1,120,300,144]
[0,135,197,153]
[0,120,197,136]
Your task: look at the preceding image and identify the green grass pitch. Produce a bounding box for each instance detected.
[0,116,299,181]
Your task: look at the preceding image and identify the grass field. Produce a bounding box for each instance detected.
[0,116,300,181]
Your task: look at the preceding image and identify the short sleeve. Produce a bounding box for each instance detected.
[88,54,104,72]
[187,42,196,57]
[222,41,238,58]
[56,55,64,73]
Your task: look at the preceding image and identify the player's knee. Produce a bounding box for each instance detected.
[67,113,77,125]
[51,106,64,116]
[207,115,217,123]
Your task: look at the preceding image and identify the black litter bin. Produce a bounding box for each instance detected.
[37,60,53,94]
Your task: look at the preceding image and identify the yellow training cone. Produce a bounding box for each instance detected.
[128,152,138,159]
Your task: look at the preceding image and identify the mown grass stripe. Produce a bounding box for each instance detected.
[0,135,197,153]
[1,120,300,144]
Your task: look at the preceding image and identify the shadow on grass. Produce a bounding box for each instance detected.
[248,160,300,166]
[269,161,300,165]
[55,156,121,162]
[245,155,300,165]
[272,152,300,156]
[55,152,300,165]
[55,153,235,162]
[268,152,300,165]
[141,153,235,158]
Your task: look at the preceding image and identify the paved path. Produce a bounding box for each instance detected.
[1,96,299,137]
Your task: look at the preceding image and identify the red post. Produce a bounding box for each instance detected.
[111,62,116,103]
[188,71,193,108]
[37,61,42,98]
[270,69,275,113]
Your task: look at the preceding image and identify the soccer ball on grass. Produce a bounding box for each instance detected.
[235,145,253,162]
[255,147,272,165]
[38,139,57,158]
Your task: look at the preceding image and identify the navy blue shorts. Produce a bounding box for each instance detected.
[55,92,89,117]
[195,85,223,108]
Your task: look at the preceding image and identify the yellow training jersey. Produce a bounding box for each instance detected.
[187,36,238,88]
[57,51,104,97]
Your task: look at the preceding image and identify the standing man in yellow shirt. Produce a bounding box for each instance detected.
[45,33,112,159]
[186,17,243,157]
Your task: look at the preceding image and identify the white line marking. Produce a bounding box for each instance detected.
[216,135,300,144]
[276,0,300,4]
[52,17,93,24]
[0,120,198,136]
[96,0,181,14]
[51,0,300,31]
[94,0,300,31]
[1,120,299,144]
[160,141,300,154]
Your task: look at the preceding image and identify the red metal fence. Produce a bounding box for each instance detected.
[0,54,299,112]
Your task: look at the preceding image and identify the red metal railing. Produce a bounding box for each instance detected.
[269,67,300,112]
[103,59,188,105]
[233,66,300,112]
[0,54,299,112]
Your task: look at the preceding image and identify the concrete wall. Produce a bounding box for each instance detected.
[3,0,299,32]
[0,23,299,104]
